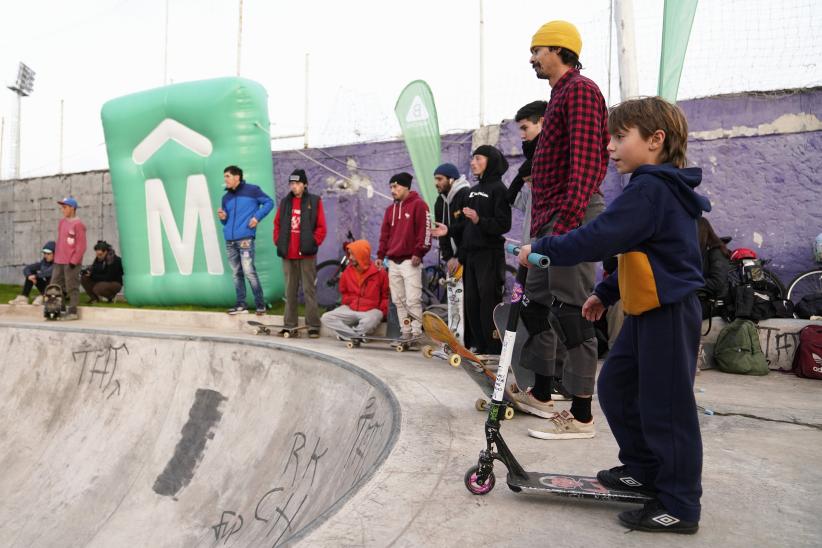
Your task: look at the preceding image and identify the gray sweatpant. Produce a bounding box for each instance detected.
[50,263,81,313]
[283,258,320,329]
[521,193,605,396]
[321,305,383,337]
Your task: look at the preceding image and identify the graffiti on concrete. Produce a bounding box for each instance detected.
[72,343,129,399]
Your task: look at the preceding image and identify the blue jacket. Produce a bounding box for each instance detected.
[532,163,711,315]
[220,181,274,241]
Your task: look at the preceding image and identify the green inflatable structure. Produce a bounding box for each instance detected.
[101,77,283,307]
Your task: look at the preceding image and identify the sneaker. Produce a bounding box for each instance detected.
[60,312,79,321]
[527,410,596,439]
[511,389,555,418]
[31,296,43,306]
[551,379,572,401]
[597,465,657,496]
[618,499,699,534]
[8,295,28,305]
[255,309,266,316]
[227,307,248,315]
[308,328,320,339]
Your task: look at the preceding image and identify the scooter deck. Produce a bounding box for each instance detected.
[507,471,651,504]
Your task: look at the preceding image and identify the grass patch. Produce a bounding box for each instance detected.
[0,283,317,316]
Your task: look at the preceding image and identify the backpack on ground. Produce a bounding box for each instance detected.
[792,325,822,380]
[795,293,822,319]
[713,319,769,375]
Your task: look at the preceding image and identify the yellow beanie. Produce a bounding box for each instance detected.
[531,20,582,57]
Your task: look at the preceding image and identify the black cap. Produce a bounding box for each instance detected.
[289,169,308,184]
[389,172,413,188]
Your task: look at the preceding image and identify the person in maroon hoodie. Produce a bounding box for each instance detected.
[320,239,388,337]
[376,172,431,345]
[51,197,87,320]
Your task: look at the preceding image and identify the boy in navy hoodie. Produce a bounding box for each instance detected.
[518,97,708,534]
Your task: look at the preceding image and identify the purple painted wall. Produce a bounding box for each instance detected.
[271,88,821,287]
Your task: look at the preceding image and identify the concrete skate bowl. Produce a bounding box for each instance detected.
[0,324,399,547]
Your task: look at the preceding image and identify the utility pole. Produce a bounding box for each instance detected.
[7,62,35,179]
[0,116,5,179]
[59,99,64,173]
[478,0,485,127]
[304,53,310,149]
[613,0,639,100]
[236,0,244,76]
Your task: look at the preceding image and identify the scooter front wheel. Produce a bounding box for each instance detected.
[464,465,495,495]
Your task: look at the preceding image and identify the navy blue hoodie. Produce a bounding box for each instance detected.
[532,164,711,315]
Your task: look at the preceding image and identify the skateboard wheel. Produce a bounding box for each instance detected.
[395,344,405,353]
[448,354,461,367]
[402,317,411,326]
[346,341,355,349]
[475,398,487,412]
[504,407,515,420]
[464,465,495,495]
[283,331,291,339]
[422,345,434,359]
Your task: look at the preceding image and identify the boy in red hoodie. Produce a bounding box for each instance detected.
[51,197,87,320]
[376,172,431,345]
[321,239,388,337]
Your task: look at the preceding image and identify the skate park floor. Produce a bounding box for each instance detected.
[0,305,820,547]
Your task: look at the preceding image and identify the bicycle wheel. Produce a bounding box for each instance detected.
[787,269,822,302]
[315,259,343,310]
[423,265,447,304]
[761,268,786,300]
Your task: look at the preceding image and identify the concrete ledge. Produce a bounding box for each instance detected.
[701,317,822,371]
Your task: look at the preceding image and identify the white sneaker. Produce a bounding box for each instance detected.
[8,295,28,305]
[528,410,596,440]
[32,295,44,306]
[510,389,555,418]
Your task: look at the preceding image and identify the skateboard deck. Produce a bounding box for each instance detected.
[422,311,520,419]
[334,330,422,352]
[247,321,310,338]
[506,471,651,504]
[440,266,464,345]
[43,284,63,321]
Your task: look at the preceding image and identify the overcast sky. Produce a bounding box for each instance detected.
[1,0,819,179]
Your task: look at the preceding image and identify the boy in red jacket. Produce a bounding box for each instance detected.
[51,197,87,320]
[321,239,388,337]
[376,172,431,345]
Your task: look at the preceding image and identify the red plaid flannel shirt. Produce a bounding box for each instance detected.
[530,69,609,237]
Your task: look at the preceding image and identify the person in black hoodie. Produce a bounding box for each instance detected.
[460,145,511,354]
[8,241,56,305]
[431,162,471,275]
[696,217,731,319]
[81,240,124,303]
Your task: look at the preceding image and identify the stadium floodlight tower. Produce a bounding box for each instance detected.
[7,62,35,179]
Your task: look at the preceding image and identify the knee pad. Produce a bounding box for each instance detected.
[551,303,595,349]
[520,301,551,334]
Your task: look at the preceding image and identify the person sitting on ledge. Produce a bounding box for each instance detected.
[8,241,56,306]
[81,240,124,303]
[321,239,389,338]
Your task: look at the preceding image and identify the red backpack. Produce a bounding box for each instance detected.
[793,325,822,380]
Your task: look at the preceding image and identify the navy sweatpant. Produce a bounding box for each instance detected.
[597,293,703,522]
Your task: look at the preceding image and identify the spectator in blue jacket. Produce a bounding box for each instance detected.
[217,165,274,315]
[9,241,56,305]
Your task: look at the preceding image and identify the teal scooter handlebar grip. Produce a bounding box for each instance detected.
[504,243,550,269]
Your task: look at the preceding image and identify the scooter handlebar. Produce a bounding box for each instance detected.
[505,243,550,269]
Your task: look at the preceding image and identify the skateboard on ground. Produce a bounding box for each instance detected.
[43,284,63,320]
[247,321,310,338]
[421,310,518,420]
[333,329,422,352]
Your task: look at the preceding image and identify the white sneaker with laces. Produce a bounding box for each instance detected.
[8,295,28,305]
[528,410,596,440]
[32,295,44,306]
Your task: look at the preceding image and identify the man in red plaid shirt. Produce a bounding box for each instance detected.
[512,20,610,441]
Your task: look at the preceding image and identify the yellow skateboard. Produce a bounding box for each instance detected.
[421,311,518,419]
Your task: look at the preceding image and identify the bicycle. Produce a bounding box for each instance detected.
[786,236,822,302]
[315,230,355,310]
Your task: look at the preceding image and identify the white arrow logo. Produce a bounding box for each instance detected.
[131,118,222,276]
[405,95,430,124]
[132,118,213,165]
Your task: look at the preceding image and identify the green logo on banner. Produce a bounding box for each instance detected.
[101,77,283,306]
[395,80,441,214]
